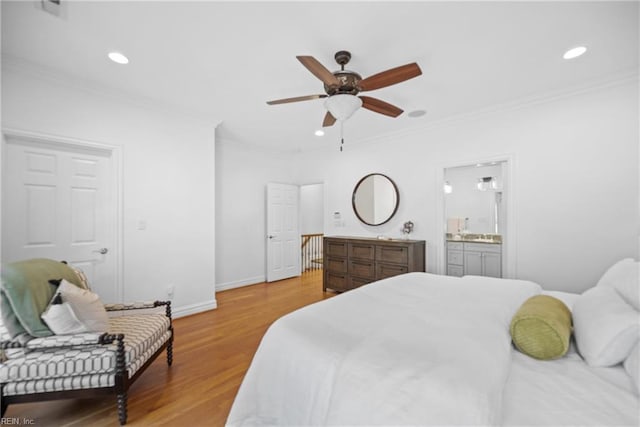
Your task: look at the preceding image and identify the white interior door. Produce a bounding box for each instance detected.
[2,133,120,302]
[266,183,300,282]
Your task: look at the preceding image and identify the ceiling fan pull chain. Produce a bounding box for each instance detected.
[340,121,345,152]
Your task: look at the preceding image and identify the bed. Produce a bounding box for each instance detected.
[227,262,639,426]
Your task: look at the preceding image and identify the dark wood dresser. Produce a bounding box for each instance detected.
[323,236,426,292]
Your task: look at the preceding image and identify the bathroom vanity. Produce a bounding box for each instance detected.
[446,234,502,278]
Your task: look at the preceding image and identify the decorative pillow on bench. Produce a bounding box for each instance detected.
[0,259,90,338]
[41,279,109,335]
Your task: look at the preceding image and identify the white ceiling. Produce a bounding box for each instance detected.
[2,1,638,152]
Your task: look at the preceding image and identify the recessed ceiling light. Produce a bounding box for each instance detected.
[563,46,587,60]
[314,130,325,137]
[408,109,427,118]
[108,51,129,64]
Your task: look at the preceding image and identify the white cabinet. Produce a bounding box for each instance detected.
[446,242,464,277]
[447,241,502,278]
[482,252,502,277]
[463,251,483,275]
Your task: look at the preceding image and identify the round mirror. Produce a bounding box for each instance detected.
[352,173,399,226]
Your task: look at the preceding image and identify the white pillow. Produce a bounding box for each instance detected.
[41,294,87,335]
[57,279,109,333]
[624,342,639,394]
[596,258,640,311]
[573,286,639,367]
[542,291,580,311]
[69,265,91,290]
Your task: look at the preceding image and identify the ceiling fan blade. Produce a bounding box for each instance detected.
[358,63,422,92]
[297,56,340,87]
[322,111,337,127]
[359,96,404,117]
[267,94,327,105]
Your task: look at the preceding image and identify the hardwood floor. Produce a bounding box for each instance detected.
[4,269,333,426]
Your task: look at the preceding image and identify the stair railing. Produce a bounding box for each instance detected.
[301,233,323,272]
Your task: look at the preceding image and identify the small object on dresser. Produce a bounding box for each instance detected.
[402,221,414,239]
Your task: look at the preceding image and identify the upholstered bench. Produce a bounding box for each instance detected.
[0,259,174,425]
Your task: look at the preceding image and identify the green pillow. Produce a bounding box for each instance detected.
[1,259,83,338]
[510,295,572,360]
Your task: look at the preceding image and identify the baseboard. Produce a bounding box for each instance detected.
[216,275,265,292]
[172,299,218,318]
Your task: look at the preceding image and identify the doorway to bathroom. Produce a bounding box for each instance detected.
[439,158,515,279]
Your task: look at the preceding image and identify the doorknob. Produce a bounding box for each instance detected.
[268,235,275,239]
[93,248,109,255]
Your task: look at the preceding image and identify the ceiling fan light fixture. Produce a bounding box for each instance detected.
[563,46,587,60]
[324,94,362,121]
[108,51,129,64]
[314,130,325,137]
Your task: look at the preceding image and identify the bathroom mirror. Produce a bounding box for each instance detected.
[444,162,505,234]
[352,173,399,226]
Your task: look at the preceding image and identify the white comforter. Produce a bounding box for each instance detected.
[227,273,541,426]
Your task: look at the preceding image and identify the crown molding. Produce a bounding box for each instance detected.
[215,133,298,155]
[2,54,222,129]
[300,68,639,154]
[4,53,635,153]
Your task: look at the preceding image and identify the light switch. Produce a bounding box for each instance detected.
[333,212,343,227]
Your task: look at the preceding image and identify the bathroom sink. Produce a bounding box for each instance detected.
[448,235,501,244]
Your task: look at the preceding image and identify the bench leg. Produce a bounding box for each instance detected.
[167,336,173,366]
[1,387,7,417]
[117,392,127,425]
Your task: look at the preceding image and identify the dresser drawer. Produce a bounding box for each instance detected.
[325,272,349,292]
[376,263,408,279]
[464,242,501,253]
[447,250,463,266]
[349,259,375,279]
[447,242,463,251]
[326,257,347,273]
[376,245,409,264]
[349,243,375,260]
[350,276,373,289]
[325,240,348,257]
[322,237,425,293]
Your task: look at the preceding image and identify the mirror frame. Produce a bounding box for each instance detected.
[352,173,400,226]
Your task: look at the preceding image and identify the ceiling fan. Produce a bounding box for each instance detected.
[267,51,422,128]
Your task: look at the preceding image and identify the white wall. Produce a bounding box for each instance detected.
[294,80,639,293]
[1,64,217,317]
[215,138,295,290]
